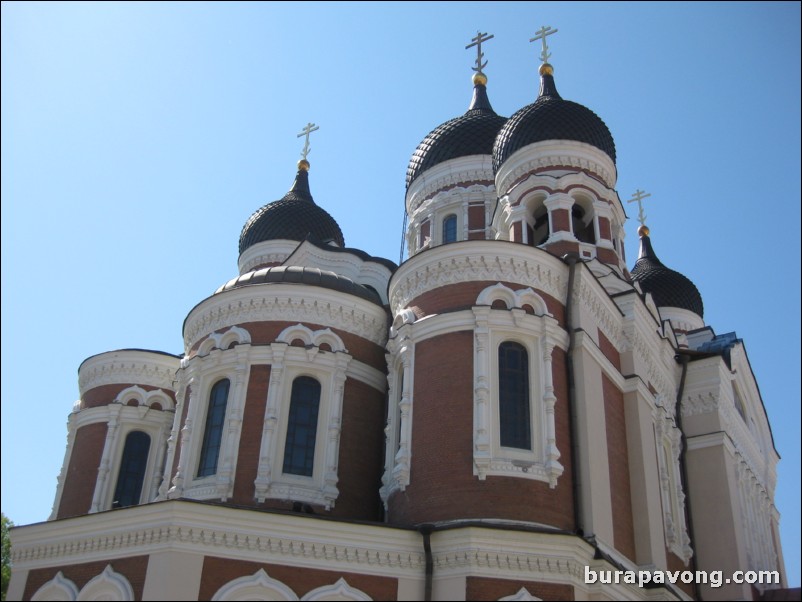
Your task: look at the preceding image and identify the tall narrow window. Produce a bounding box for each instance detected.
[197,378,230,477]
[112,431,151,508]
[283,376,322,477]
[498,342,531,450]
[442,214,457,244]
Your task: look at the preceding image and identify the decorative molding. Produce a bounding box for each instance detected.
[31,571,79,601]
[79,351,180,396]
[197,326,252,357]
[114,385,175,411]
[184,285,389,352]
[499,588,542,601]
[237,240,301,275]
[302,578,372,601]
[405,154,495,215]
[389,241,568,316]
[76,565,134,601]
[212,569,298,601]
[380,333,414,504]
[277,323,346,352]
[495,140,618,194]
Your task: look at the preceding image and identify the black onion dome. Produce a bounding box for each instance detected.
[239,168,345,254]
[493,69,616,172]
[215,266,381,305]
[406,82,507,189]
[631,234,704,318]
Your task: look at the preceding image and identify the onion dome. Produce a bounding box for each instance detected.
[493,63,616,172]
[630,227,704,318]
[406,73,507,189]
[215,265,381,305]
[239,161,345,254]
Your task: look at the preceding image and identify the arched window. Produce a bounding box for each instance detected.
[442,214,457,244]
[112,431,151,508]
[531,205,549,246]
[283,376,322,477]
[198,378,230,477]
[498,342,531,450]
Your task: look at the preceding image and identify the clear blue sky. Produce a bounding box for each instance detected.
[2,1,799,587]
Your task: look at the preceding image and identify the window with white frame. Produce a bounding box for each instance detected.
[442,214,457,244]
[282,376,322,477]
[197,378,230,477]
[112,430,151,508]
[472,284,566,487]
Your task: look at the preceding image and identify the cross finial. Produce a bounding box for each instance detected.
[530,25,558,63]
[297,122,319,162]
[466,31,494,76]
[627,189,653,229]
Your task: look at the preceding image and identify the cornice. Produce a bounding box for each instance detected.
[184,284,389,352]
[390,241,567,315]
[405,155,495,215]
[78,351,180,396]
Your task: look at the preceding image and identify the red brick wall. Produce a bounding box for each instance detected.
[598,216,612,241]
[602,374,636,562]
[199,556,398,601]
[232,365,271,505]
[408,280,565,327]
[23,556,149,600]
[598,329,621,372]
[468,204,485,230]
[81,383,174,410]
[388,333,574,529]
[466,576,574,601]
[57,422,107,519]
[552,208,571,232]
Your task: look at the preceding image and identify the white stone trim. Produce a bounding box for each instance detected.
[253,340,351,509]
[283,240,394,306]
[89,404,173,513]
[168,347,251,502]
[389,241,568,316]
[237,239,302,275]
[405,154,495,215]
[114,385,175,411]
[654,407,693,564]
[302,578,372,601]
[212,569,298,601]
[495,140,617,194]
[197,326,252,357]
[277,323,346,352]
[476,283,551,317]
[380,332,414,505]
[184,284,388,352]
[657,307,704,333]
[78,350,180,396]
[76,565,134,601]
[472,306,566,487]
[499,588,542,601]
[31,571,78,601]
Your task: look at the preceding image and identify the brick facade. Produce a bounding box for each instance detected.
[56,422,107,519]
[388,332,575,529]
[23,556,149,600]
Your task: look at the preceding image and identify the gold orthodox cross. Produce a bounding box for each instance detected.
[297,122,320,161]
[466,31,494,75]
[627,189,653,228]
[530,25,558,63]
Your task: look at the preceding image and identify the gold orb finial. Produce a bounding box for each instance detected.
[539,62,554,76]
[472,72,488,86]
[297,159,310,171]
[638,225,650,237]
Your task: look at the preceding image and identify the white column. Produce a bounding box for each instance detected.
[254,344,286,502]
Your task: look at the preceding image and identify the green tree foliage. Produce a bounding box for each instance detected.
[1,513,12,602]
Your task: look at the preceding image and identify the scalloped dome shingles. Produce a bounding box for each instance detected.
[492,72,616,172]
[631,235,704,318]
[239,170,345,254]
[406,84,507,189]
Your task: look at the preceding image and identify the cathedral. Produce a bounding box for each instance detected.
[8,29,788,602]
